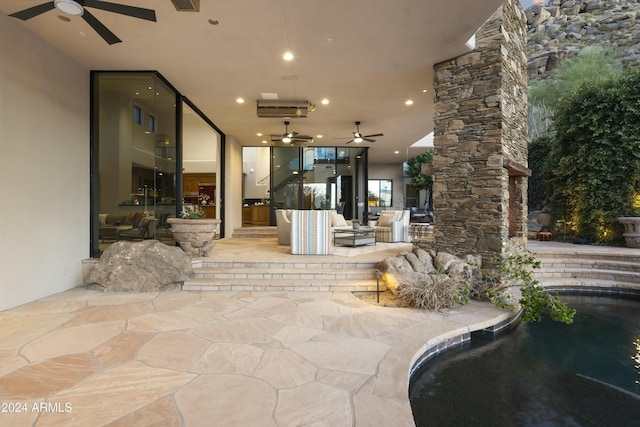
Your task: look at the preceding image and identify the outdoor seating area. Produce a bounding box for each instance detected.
[276,209,413,255]
[98,211,157,242]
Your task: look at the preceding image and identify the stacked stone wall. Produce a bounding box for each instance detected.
[432,0,528,268]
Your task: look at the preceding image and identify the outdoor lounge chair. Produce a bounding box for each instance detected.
[118,218,151,241]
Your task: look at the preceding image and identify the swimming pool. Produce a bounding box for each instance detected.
[409,294,640,427]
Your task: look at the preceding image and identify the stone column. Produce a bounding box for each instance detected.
[432,0,529,268]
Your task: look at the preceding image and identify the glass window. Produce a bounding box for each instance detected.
[133,104,143,125]
[368,179,392,207]
[92,72,177,257]
[244,146,367,222]
[148,114,156,133]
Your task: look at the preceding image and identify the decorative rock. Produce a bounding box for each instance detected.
[376,248,482,297]
[85,240,192,292]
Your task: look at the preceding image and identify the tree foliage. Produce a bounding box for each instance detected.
[406,150,433,191]
[527,133,554,211]
[484,250,575,324]
[550,67,640,244]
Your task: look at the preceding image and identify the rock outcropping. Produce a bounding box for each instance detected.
[526,0,640,79]
[85,240,193,292]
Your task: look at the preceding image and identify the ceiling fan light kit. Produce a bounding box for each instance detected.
[342,121,384,144]
[54,0,83,16]
[271,121,313,145]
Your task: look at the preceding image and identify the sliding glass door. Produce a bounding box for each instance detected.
[243,146,367,225]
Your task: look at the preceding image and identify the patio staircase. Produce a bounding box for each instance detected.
[183,258,381,292]
[231,226,277,238]
[532,246,640,294]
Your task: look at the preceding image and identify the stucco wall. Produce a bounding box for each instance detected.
[0,14,90,310]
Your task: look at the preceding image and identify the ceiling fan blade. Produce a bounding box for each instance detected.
[345,140,354,144]
[83,0,157,21]
[364,133,384,138]
[9,2,55,20]
[82,9,122,44]
[364,138,376,143]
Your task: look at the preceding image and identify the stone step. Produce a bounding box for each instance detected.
[231,226,277,238]
[533,246,640,294]
[194,266,375,281]
[183,277,382,292]
[199,260,376,270]
[537,258,640,273]
[535,267,640,283]
[534,252,640,263]
[188,251,383,292]
[536,277,640,293]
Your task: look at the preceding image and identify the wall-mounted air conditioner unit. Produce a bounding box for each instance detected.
[257,100,309,118]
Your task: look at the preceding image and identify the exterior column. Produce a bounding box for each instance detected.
[432,0,529,268]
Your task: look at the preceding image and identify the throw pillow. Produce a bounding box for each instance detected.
[377,211,399,227]
[124,211,136,225]
[331,211,348,227]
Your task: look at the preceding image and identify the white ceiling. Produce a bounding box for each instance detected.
[0,0,505,163]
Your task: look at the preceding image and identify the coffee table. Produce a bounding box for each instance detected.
[333,227,376,247]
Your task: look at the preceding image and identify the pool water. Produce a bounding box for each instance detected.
[409,294,640,427]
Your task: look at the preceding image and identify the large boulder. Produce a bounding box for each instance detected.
[376,248,482,300]
[85,240,193,292]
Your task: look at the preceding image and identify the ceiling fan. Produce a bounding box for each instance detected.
[9,0,157,45]
[341,121,384,144]
[271,121,313,144]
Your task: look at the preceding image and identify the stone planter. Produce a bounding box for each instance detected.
[618,217,640,248]
[167,218,221,257]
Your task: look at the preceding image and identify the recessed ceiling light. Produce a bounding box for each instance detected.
[405,99,414,105]
[236,97,245,104]
[321,98,329,105]
[256,132,263,136]
[317,135,323,139]
[262,140,268,144]
[394,151,400,154]
[283,51,294,61]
